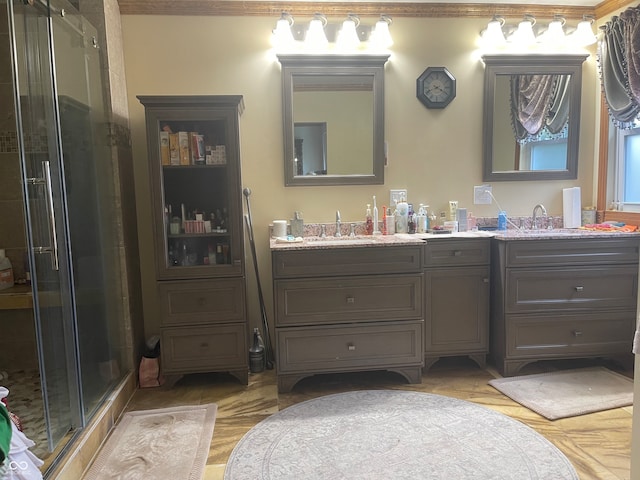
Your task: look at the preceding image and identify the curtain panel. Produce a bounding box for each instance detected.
[598,4,640,128]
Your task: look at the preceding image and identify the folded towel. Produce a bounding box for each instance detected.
[580,223,638,232]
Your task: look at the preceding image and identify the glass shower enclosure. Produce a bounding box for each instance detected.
[9,0,126,460]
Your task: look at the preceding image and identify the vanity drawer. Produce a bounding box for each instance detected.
[507,311,635,358]
[161,323,247,373]
[424,239,490,267]
[272,246,422,278]
[505,265,638,313]
[159,278,246,326]
[274,274,422,326]
[276,320,423,373]
[506,238,639,267]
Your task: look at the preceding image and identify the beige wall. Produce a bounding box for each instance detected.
[120,14,599,339]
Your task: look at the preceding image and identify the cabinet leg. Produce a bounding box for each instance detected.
[468,354,486,369]
[388,366,422,385]
[423,357,440,372]
[160,374,183,388]
[228,369,249,385]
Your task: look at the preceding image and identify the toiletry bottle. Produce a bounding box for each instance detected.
[382,206,388,235]
[498,211,508,231]
[0,249,14,290]
[386,207,396,235]
[365,204,373,235]
[416,205,426,233]
[449,200,458,221]
[395,193,409,233]
[290,211,304,237]
[408,212,416,234]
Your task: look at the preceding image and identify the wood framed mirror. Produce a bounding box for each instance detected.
[482,54,587,182]
[278,54,389,186]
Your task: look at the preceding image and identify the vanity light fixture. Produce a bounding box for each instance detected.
[271,12,295,51]
[480,15,507,47]
[370,14,394,49]
[271,13,393,53]
[305,13,329,50]
[336,14,361,51]
[568,15,597,46]
[509,15,537,46]
[480,13,597,52]
[539,15,566,46]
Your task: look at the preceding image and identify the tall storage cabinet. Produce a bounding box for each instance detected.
[138,95,248,386]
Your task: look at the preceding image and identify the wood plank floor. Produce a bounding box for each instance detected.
[124,357,634,480]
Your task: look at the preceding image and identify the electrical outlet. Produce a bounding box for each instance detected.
[474,185,492,205]
[390,189,407,207]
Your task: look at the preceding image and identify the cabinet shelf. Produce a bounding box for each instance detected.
[168,232,229,239]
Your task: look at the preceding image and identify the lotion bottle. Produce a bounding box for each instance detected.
[395,193,409,234]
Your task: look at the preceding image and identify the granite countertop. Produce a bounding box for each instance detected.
[491,228,640,241]
[270,228,640,250]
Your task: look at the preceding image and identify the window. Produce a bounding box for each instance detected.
[613,122,640,212]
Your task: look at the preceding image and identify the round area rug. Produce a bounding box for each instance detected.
[224,390,578,480]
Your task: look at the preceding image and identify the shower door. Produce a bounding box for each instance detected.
[10,0,124,453]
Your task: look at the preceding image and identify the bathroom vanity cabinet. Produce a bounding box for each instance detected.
[272,245,424,392]
[138,95,248,386]
[490,237,639,376]
[423,238,490,370]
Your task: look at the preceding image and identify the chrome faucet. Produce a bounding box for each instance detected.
[335,210,342,237]
[532,204,547,230]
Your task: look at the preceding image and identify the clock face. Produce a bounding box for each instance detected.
[417,67,456,109]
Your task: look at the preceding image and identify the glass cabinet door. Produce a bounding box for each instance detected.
[139,96,244,280]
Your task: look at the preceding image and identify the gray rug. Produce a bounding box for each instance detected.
[84,403,217,480]
[489,367,633,420]
[224,390,577,479]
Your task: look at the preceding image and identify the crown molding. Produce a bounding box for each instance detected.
[117,1,596,20]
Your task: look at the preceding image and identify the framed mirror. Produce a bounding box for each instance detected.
[278,54,389,186]
[482,54,587,181]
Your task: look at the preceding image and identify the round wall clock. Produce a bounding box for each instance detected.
[417,67,456,109]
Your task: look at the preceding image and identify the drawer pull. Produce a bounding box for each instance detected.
[197,297,207,306]
[347,343,356,351]
[483,278,489,283]
[200,342,209,348]
[346,296,355,304]
[574,286,584,292]
[453,250,462,257]
[572,330,583,337]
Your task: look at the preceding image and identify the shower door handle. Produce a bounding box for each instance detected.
[27,161,60,271]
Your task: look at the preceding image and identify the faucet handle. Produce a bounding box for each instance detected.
[320,224,326,238]
[349,223,356,237]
